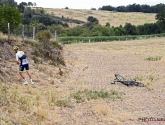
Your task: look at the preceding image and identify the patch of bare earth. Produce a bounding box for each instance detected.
[62,38,165,125]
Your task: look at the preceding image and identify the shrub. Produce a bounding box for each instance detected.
[36,30,52,42]
[50,40,63,50]
[25,39,38,46]
[32,36,65,65]
[145,56,162,61]
[56,99,69,107]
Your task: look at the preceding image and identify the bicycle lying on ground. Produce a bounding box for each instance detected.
[112,74,146,87]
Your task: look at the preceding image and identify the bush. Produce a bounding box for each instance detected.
[31,39,65,66]
[50,40,63,50]
[24,39,38,46]
[56,99,69,107]
[36,30,52,42]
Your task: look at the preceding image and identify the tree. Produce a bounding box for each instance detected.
[105,22,110,28]
[87,16,99,24]
[124,23,137,35]
[0,0,17,6]
[91,8,96,10]
[33,2,37,6]
[155,7,165,32]
[18,2,28,13]
[23,7,33,25]
[67,26,84,36]
[101,26,111,36]
[0,4,22,33]
[91,25,102,36]
[28,2,33,7]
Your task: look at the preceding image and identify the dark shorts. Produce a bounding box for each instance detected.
[19,64,29,72]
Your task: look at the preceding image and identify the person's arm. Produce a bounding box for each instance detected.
[15,54,20,65]
[16,60,19,64]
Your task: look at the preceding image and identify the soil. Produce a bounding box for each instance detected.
[61,38,165,125]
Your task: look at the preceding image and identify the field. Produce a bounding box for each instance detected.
[1,37,165,124]
[45,8,156,27]
[62,38,165,124]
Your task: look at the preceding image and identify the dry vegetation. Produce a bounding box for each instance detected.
[45,8,156,27]
[0,32,165,124]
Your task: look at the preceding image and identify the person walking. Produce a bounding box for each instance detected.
[13,46,34,85]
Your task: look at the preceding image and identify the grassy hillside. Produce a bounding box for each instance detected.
[45,8,156,28]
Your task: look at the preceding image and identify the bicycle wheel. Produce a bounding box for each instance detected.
[115,74,125,81]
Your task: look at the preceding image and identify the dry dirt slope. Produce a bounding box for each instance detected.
[62,38,165,125]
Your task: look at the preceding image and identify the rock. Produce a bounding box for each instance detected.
[56,79,61,83]
[6,63,11,68]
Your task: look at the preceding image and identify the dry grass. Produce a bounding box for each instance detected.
[0,32,23,42]
[0,35,165,124]
[45,8,156,27]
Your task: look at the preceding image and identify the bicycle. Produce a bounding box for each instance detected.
[112,74,146,87]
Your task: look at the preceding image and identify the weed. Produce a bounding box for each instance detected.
[84,89,109,100]
[18,95,31,111]
[10,88,20,101]
[109,90,123,101]
[34,108,48,122]
[35,94,42,106]
[46,90,56,106]
[145,56,162,61]
[56,99,69,107]
[24,39,38,46]
[71,91,83,103]
[149,75,154,82]
[70,89,123,103]
[101,47,109,50]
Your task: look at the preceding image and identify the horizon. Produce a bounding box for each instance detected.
[15,0,165,9]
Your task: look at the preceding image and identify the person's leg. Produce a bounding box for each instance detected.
[19,65,28,84]
[25,64,31,79]
[19,65,25,79]
[26,71,32,79]
[19,71,25,79]
[25,64,33,84]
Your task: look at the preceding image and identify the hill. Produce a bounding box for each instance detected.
[45,8,156,28]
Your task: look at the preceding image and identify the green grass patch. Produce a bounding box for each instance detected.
[56,99,69,107]
[145,56,162,61]
[24,39,38,46]
[100,47,109,50]
[59,33,165,43]
[70,89,123,103]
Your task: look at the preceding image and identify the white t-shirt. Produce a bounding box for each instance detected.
[16,51,28,65]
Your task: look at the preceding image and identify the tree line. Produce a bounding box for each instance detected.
[99,3,165,13]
